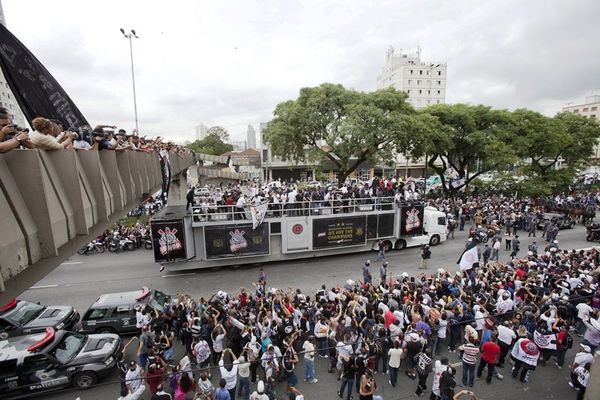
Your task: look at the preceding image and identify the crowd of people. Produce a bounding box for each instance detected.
[115,236,599,400]
[0,108,190,158]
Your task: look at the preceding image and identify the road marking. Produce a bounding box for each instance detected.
[62,261,82,265]
[161,273,196,278]
[30,284,59,289]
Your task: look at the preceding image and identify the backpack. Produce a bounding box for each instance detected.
[565,333,574,349]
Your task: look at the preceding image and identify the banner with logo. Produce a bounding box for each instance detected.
[533,330,557,350]
[511,338,540,367]
[151,219,186,262]
[0,24,89,128]
[205,223,269,259]
[312,216,366,249]
[400,204,425,236]
[250,201,269,230]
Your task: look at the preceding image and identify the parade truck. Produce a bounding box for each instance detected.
[150,197,447,270]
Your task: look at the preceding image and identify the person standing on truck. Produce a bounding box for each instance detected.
[363,261,372,284]
[420,245,431,269]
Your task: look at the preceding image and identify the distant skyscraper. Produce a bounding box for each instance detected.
[246,125,257,149]
[0,0,26,127]
[376,46,447,109]
[194,123,209,140]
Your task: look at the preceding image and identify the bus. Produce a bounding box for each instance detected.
[149,197,448,270]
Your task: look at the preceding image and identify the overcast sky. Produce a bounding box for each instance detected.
[3,0,600,143]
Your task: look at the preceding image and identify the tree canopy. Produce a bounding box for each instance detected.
[264,83,426,184]
[187,131,233,156]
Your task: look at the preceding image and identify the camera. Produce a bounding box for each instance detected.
[8,124,29,133]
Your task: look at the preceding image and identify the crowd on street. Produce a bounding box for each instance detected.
[115,237,599,400]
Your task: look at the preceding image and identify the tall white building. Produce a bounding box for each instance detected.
[376,46,447,109]
[0,0,27,127]
[246,124,256,149]
[194,123,209,141]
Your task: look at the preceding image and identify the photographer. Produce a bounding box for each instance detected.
[30,117,74,149]
[0,110,33,152]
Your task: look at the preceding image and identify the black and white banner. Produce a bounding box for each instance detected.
[0,24,89,128]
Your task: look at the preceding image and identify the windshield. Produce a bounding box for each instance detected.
[149,290,170,312]
[50,332,86,364]
[8,302,45,325]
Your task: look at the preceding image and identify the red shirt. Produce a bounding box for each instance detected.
[384,310,396,328]
[147,367,164,393]
[481,341,501,364]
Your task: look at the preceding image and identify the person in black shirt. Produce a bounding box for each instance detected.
[337,356,356,400]
[439,366,456,400]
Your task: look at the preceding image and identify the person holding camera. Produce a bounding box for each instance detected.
[0,111,33,152]
[30,117,74,149]
[358,369,376,400]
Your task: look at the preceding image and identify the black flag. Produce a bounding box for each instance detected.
[0,23,89,128]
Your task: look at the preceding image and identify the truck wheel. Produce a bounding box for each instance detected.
[74,371,97,389]
[429,234,441,246]
[394,239,406,250]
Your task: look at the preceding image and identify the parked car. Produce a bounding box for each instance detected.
[194,186,210,197]
[79,287,171,335]
[536,213,575,230]
[0,299,80,340]
[0,328,120,397]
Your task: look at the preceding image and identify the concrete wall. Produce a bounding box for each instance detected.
[0,149,194,299]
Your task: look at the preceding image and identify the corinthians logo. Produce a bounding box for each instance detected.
[405,208,421,232]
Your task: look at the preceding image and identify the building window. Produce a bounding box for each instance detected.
[419,90,422,94]
[427,90,431,94]
[438,71,441,76]
[591,115,596,119]
[437,90,441,94]
[574,109,579,113]
[262,149,268,160]
[592,106,597,111]
[419,70,423,75]
[407,79,411,84]
[426,70,430,75]
[410,70,413,74]
[427,100,431,104]
[332,171,339,181]
[358,170,370,181]
[417,80,421,84]
[583,107,589,112]
[407,90,410,94]
[437,100,440,104]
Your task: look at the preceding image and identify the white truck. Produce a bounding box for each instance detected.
[151,197,448,270]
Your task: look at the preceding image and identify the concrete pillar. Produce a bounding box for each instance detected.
[78,151,114,222]
[115,152,135,204]
[99,151,126,212]
[167,167,189,206]
[47,150,97,235]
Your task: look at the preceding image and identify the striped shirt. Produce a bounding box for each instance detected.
[459,343,479,365]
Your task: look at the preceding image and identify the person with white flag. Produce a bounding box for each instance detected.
[250,201,269,230]
[457,243,479,271]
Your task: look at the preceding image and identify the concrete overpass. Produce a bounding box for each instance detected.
[0,149,194,302]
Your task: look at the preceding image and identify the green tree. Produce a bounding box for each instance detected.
[206,126,229,141]
[511,110,600,186]
[187,132,233,155]
[264,83,423,185]
[417,104,517,194]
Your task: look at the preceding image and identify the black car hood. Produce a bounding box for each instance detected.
[24,306,74,329]
[72,333,120,364]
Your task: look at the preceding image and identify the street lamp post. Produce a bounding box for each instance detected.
[120,28,139,135]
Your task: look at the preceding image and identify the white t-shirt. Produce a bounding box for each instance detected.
[302,341,315,361]
[219,359,239,389]
[125,366,142,392]
[237,357,250,378]
[497,325,517,345]
[577,303,593,320]
[388,348,402,368]
[437,319,447,339]
[337,342,353,360]
[118,384,146,400]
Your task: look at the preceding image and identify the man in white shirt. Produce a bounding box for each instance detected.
[302,336,318,383]
[124,362,143,394]
[497,321,517,367]
[219,349,239,397]
[576,300,593,336]
[236,195,247,220]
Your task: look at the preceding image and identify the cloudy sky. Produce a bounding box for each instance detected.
[3,0,600,143]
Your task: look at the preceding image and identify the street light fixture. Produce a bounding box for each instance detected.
[120,28,140,135]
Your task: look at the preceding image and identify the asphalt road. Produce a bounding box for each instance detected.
[19,225,594,400]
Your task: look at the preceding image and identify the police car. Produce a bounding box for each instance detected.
[0,299,80,340]
[0,327,121,398]
[79,286,170,335]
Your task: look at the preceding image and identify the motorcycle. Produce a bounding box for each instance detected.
[77,240,105,255]
[108,236,136,252]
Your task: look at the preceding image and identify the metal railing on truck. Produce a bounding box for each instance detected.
[191,196,400,223]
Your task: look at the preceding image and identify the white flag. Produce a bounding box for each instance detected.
[250,201,269,230]
[458,245,479,271]
[534,330,557,350]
